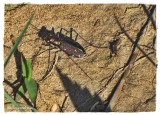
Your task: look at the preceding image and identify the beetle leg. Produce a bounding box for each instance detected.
[70,28,78,41]
[75,33,78,41]
[60,28,63,35]
[60,28,73,39]
[70,28,73,39]
[38,45,59,82]
[52,27,55,33]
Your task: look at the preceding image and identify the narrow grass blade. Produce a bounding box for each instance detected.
[4,14,34,68]
[4,89,25,112]
[25,105,38,112]
[16,84,27,99]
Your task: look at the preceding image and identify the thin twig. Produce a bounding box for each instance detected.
[114,15,157,67]
[105,52,138,111]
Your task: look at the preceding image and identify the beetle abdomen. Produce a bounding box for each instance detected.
[59,41,86,58]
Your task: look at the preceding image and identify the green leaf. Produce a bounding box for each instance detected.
[21,53,32,80]
[24,78,38,104]
[21,53,27,78]
[4,90,25,112]
[20,53,37,104]
[26,59,32,80]
[4,14,34,68]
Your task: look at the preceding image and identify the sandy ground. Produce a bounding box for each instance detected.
[4,4,156,112]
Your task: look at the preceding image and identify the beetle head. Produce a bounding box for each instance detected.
[38,26,48,39]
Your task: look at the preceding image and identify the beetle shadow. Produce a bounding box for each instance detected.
[55,66,107,112]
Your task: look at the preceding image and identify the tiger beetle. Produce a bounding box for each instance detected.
[31,24,96,81]
[37,26,86,58]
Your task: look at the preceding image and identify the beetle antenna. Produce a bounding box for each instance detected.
[30,23,39,31]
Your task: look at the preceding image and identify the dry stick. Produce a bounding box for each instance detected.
[126,5,155,66]
[105,14,157,111]
[114,15,157,67]
[101,50,154,90]
[105,52,138,111]
[60,95,69,112]
[5,4,26,12]
[141,5,156,30]
[106,67,124,85]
